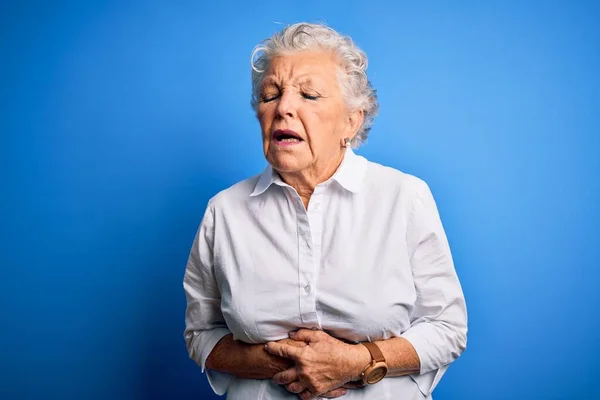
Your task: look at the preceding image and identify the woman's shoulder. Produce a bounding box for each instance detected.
[363,158,430,197]
[205,173,263,209]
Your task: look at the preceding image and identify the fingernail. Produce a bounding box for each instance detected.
[288,331,295,337]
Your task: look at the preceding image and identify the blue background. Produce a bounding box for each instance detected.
[2,1,599,399]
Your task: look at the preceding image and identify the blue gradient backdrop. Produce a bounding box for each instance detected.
[2,1,599,399]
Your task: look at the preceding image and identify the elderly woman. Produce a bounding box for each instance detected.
[183,22,467,400]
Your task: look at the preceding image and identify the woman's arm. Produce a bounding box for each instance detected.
[184,204,351,399]
[206,334,300,380]
[398,180,467,394]
[368,336,421,377]
[185,203,292,385]
[184,203,234,394]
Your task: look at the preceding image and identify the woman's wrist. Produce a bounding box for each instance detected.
[242,341,289,378]
[346,343,372,381]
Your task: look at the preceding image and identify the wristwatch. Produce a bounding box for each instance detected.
[359,342,388,385]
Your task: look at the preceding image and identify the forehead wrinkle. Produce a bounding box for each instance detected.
[262,73,317,87]
[263,51,338,86]
[261,54,338,92]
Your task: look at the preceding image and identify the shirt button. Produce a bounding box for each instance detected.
[304,284,311,294]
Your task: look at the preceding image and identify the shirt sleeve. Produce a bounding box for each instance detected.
[183,202,234,395]
[400,179,468,397]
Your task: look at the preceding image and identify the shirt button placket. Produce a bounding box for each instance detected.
[294,188,315,324]
[307,186,325,326]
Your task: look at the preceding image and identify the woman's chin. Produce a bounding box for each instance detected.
[268,153,308,174]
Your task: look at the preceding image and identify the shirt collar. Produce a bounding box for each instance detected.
[250,148,367,197]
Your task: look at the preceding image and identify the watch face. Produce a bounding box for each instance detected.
[367,366,388,384]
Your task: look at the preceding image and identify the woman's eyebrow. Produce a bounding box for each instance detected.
[294,75,316,86]
[260,77,278,86]
[261,75,322,90]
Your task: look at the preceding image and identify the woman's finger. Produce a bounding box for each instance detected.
[298,389,317,400]
[289,328,322,343]
[285,381,306,394]
[320,388,348,398]
[265,342,303,360]
[273,368,298,385]
[278,337,308,348]
[342,381,365,389]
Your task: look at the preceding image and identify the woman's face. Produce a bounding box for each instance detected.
[257,51,359,175]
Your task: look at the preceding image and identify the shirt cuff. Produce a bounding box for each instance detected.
[199,328,234,396]
[408,366,447,397]
[401,328,448,396]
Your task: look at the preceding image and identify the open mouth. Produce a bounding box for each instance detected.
[272,129,303,143]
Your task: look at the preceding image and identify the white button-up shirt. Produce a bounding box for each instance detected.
[184,149,467,400]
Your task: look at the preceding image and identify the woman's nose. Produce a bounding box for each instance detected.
[275,91,297,119]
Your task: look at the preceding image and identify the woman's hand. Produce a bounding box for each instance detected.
[271,337,348,398]
[266,329,370,400]
[268,337,308,372]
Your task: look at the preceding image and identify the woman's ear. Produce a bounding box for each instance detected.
[347,109,364,137]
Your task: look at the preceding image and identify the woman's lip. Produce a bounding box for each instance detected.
[272,138,303,147]
[272,129,303,140]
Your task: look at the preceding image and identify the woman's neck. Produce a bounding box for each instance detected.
[277,150,346,209]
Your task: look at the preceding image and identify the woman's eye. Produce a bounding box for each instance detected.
[302,93,320,101]
[262,93,279,103]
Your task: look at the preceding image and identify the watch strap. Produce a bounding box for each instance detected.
[361,342,385,363]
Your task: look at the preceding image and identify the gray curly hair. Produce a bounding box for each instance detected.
[250,22,379,147]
